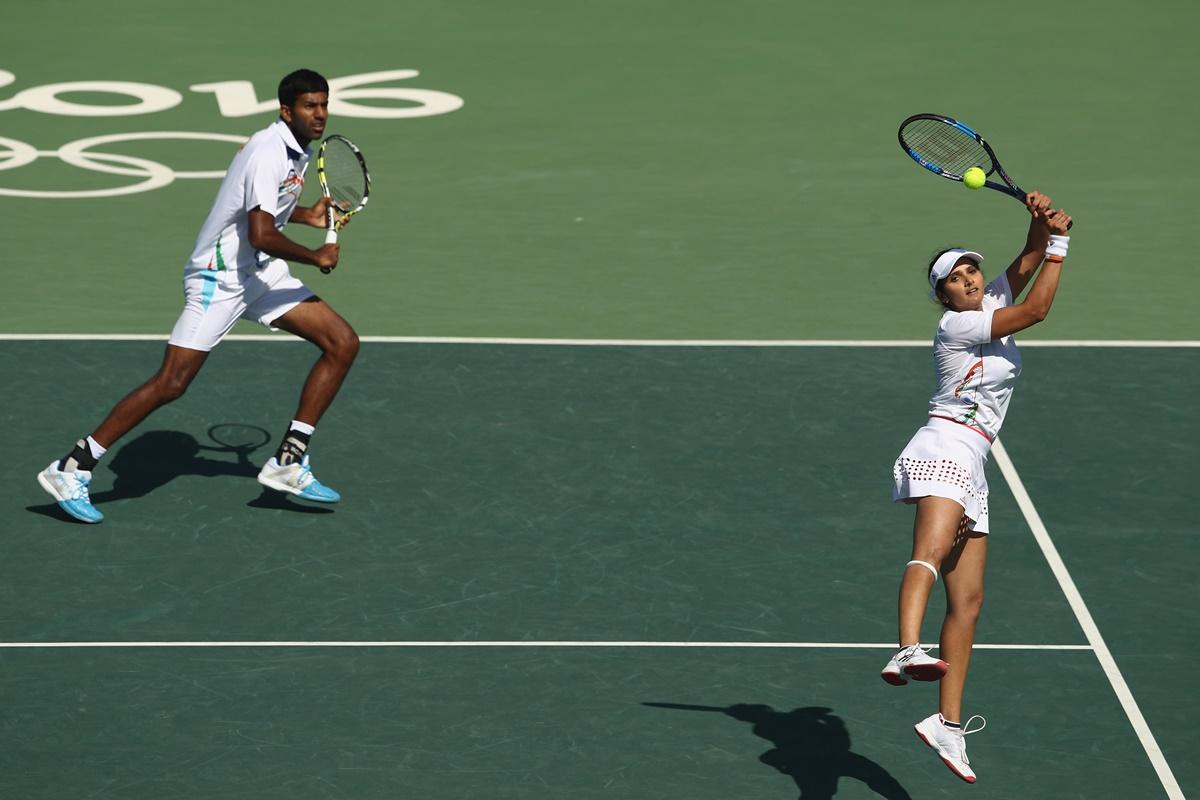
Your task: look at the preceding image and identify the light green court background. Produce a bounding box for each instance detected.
[1,0,1197,339]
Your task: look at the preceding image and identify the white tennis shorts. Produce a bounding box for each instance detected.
[168,258,315,352]
[892,417,992,533]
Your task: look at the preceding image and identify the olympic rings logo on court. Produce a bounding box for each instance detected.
[0,132,251,199]
[0,68,464,198]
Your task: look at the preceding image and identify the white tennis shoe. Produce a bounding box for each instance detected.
[880,643,948,685]
[914,713,986,783]
[257,455,341,503]
[38,461,104,523]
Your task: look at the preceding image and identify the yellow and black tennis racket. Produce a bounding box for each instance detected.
[316,134,371,273]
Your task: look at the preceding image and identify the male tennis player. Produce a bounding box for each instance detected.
[38,68,359,523]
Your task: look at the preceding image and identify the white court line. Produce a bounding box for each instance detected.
[0,334,1198,347]
[993,440,1184,800]
[0,641,1092,649]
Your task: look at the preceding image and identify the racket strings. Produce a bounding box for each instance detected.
[321,143,367,210]
[901,119,991,178]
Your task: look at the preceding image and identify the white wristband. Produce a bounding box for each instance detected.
[1046,234,1069,259]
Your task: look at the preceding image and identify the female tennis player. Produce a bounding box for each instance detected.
[880,192,1073,783]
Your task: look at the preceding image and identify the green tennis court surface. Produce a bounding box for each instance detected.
[2,342,1195,798]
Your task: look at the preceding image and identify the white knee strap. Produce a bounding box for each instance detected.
[906,559,938,581]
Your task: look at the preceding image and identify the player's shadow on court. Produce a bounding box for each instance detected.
[28,427,332,519]
[643,702,911,800]
[90,429,258,502]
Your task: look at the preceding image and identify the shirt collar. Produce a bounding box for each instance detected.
[271,118,308,160]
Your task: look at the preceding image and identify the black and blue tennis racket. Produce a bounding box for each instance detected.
[897,112,1071,228]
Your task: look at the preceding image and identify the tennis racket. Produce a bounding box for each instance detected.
[316,134,372,273]
[897,113,1071,228]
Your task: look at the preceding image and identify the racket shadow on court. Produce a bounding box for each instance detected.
[643,702,911,800]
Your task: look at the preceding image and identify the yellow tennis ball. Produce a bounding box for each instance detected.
[963,167,986,190]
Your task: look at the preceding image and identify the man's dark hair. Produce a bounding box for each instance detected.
[278,69,329,107]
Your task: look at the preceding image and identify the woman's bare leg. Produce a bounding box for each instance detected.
[898,496,967,646]
[938,528,988,721]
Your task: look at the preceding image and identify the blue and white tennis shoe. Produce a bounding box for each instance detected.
[38,461,104,523]
[257,455,341,503]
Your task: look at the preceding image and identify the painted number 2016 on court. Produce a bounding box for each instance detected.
[0,68,464,198]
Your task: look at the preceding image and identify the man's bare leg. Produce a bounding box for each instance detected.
[254,298,359,503]
[39,344,209,523]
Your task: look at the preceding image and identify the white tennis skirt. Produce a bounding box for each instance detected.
[892,417,992,533]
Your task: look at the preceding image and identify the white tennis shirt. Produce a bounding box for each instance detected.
[926,273,1022,442]
[186,119,311,274]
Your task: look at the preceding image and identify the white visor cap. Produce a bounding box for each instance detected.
[928,248,984,292]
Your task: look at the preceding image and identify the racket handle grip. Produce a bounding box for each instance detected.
[321,228,337,274]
